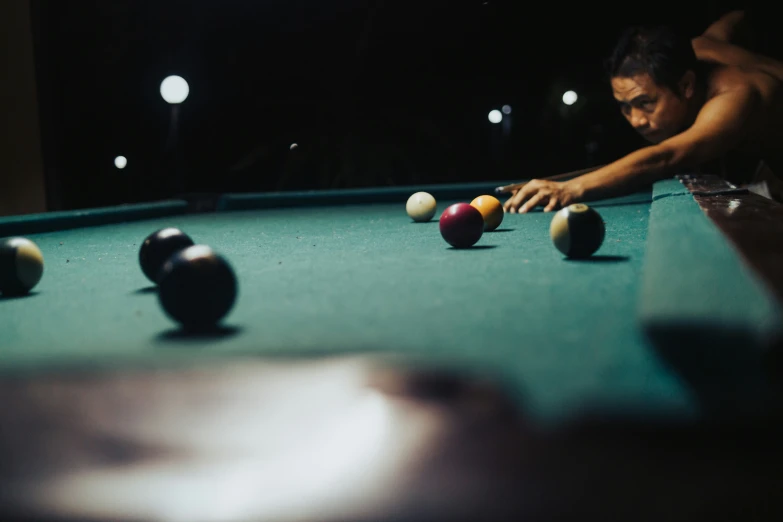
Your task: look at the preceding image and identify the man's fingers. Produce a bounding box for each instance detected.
[520,192,548,213]
[511,187,534,213]
[508,183,540,213]
[502,190,519,212]
[505,191,522,213]
[543,198,560,213]
[504,180,554,213]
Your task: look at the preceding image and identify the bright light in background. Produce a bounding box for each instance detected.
[562,90,578,106]
[290,143,298,150]
[160,75,190,104]
[488,110,502,124]
[502,105,512,114]
[114,156,127,169]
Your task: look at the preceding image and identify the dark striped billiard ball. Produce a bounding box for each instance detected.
[439,203,484,248]
[0,237,44,296]
[157,245,237,329]
[549,203,605,258]
[139,228,194,283]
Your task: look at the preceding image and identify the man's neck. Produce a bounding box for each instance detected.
[684,81,709,128]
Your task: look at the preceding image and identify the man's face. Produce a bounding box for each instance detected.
[611,72,693,144]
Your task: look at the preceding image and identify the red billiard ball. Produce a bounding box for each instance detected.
[439,203,484,248]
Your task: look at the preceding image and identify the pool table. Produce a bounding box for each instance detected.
[1,174,783,521]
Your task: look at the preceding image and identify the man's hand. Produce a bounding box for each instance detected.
[502,179,581,213]
[501,85,759,212]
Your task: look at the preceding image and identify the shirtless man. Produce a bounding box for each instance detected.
[501,10,783,213]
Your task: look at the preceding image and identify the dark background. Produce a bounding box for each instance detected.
[29,0,781,211]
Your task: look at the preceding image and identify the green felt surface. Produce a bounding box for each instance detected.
[0,189,701,425]
[638,179,783,416]
[2,183,780,424]
[641,179,783,333]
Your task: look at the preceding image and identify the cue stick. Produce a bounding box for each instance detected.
[494,164,606,194]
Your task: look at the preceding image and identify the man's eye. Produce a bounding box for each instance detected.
[641,100,655,110]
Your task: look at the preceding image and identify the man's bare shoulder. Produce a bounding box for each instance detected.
[702,62,781,105]
[706,65,759,92]
[694,36,783,83]
[699,59,783,170]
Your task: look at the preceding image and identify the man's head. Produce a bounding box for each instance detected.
[606,25,702,143]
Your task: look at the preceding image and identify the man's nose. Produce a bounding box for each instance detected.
[631,108,648,129]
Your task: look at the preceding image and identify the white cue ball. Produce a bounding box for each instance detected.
[406,191,437,222]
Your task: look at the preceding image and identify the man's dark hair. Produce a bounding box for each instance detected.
[605,25,700,93]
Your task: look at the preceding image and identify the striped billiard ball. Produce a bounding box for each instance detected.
[549,203,605,258]
[139,228,194,284]
[157,245,237,329]
[0,237,44,296]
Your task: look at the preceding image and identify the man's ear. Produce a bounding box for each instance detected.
[679,70,696,99]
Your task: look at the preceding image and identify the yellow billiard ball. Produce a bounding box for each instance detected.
[406,192,437,222]
[470,195,504,231]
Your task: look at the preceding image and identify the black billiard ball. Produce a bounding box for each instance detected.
[139,228,194,283]
[549,203,605,258]
[439,203,484,248]
[0,237,44,296]
[157,245,237,329]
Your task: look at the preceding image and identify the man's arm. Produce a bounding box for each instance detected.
[569,87,760,201]
[503,86,760,212]
[701,10,747,43]
[690,9,783,73]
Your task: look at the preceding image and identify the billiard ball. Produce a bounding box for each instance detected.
[439,203,484,248]
[549,203,605,258]
[139,228,194,283]
[0,237,44,296]
[157,245,237,328]
[406,191,437,222]
[470,195,504,231]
